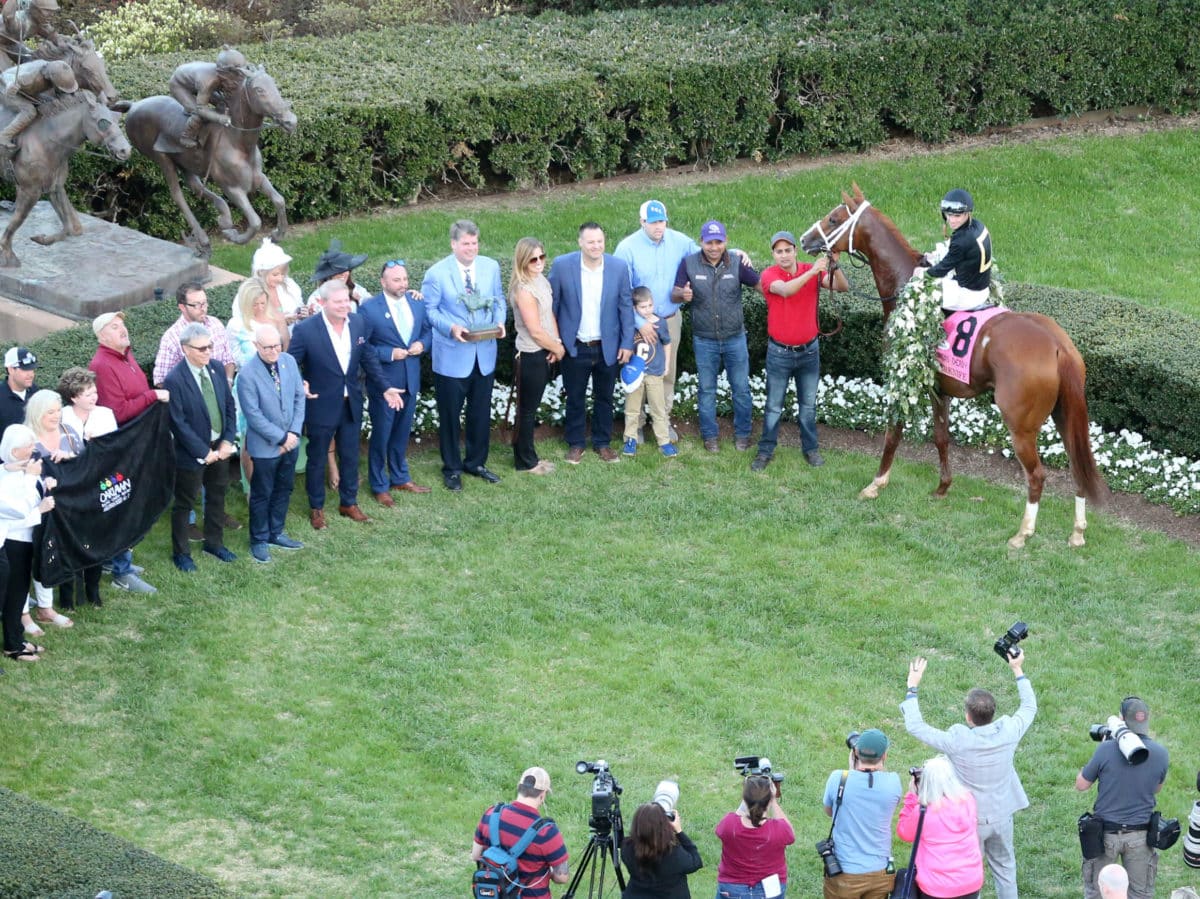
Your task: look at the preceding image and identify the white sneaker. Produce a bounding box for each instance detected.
[112,573,157,594]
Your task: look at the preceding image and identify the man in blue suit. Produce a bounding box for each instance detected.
[422,219,507,492]
[359,260,433,504]
[236,323,306,563]
[164,322,239,571]
[550,222,634,463]
[288,280,403,529]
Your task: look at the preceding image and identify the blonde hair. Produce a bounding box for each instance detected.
[23,388,63,433]
[509,237,546,301]
[234,277,270,330]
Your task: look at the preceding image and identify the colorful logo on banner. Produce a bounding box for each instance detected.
[99,471,132,512]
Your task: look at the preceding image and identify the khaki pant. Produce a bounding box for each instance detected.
[637,313,681,426]
[624,373,669,445]
[822,869,895,899]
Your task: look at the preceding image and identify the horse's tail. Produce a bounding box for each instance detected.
[1055,344,1106,504]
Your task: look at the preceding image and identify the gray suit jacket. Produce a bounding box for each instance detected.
[901,676,1037,820]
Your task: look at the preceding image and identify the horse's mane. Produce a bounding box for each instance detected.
[867,204,922,259]
[37,88,95,117]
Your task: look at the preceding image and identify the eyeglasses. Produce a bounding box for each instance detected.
[257,343,282,351]
[530,253,547,263]
[186,344,214,353]
[183,301,208,309]
[383,259,407,269]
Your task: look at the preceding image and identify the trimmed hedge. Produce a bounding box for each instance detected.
[27,267,1200,460]
[38,0,1196,240]
[0,786,229,898]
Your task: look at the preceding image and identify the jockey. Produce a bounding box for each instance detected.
[0,58,77,151]
[1,0,63,58]
[169,46,252,149]
[913,188,994,314]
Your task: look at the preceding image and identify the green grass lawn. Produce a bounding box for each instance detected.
[6,437,1199,897]
[212,122,1200,317]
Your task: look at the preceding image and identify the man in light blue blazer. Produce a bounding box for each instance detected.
[422,219,506,492]
[236,323,306,563]
[550,222,634,463]
[359,260,433,503]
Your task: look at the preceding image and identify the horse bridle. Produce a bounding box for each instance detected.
[805,199,872,257]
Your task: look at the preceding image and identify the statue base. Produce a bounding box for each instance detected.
[0,200,209,324]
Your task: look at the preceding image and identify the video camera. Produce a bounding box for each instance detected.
[993,621,1029,660]
[576,760,623,835]
[734,755,785,786]
[1088,717,1148,765]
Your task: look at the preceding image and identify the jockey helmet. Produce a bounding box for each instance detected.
[940,189,974,218]
[47,61,78,93]
[216,47,249,71]
[28,0,61,12]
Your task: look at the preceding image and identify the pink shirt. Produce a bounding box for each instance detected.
[897,792,984,898]
[714,812,794,885]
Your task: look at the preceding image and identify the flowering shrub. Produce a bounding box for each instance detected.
[89,0,225,61]
[392,370,1200,516]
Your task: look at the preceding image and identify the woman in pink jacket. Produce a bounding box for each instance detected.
[897,755,984,899]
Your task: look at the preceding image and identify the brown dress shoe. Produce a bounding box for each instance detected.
[310,509,327,530]
[392,481,431,494]
[565,446,585,464]
[595,446,620,463]
[373,492,395,507]
[338,504,371,522]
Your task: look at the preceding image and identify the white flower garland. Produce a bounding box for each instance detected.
[880,276,944,426]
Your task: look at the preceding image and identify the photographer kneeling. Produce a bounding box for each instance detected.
[621,802,703,898]
[821,729,901,899]
[715,775,794,898]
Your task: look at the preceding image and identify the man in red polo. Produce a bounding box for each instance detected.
[751,231,847,471]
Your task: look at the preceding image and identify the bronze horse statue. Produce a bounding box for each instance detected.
[801,185,1106,548]
[0,89,130,267]
[123,66,297,256]
[35,31,118,106]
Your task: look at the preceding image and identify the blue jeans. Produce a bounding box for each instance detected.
[109,548,134,578]
[716,882,787,899]
[694,333,752,440]
[757,339,819,457]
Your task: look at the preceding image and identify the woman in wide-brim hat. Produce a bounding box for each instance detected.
[306,239,371,313]
[250,237,307,331]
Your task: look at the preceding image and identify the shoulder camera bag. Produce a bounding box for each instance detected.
[890,804,926,899]
[472,803,548,899]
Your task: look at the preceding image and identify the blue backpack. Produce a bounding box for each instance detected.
[472,804,548,898]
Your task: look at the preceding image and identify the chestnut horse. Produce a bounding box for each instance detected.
[800,185,1105,548]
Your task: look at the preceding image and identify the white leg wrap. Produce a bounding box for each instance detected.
[1069,495,1088,547]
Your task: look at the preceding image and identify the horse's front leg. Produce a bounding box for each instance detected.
[861,422,903,499]
[32,180,83,246]
[0,188,39,267]
[931,393,953,497]
[254,170,288,240]
[1007,427,1046,549]
[220,185,262,245]
[158,157,211,256]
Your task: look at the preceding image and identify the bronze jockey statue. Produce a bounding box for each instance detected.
[0,58,77,151]
[1,0,63,67]
[168,45,251,149]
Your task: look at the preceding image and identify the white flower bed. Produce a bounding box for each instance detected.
[394,370,1200,516]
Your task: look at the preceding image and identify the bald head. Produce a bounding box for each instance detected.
[1097,864,1128,898]
[253,323,284,364]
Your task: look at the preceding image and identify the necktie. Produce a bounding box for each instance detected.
[200,366,222,433]
[464,269,474,293]
[269,362,281,395]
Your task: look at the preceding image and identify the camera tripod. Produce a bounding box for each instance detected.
[562,813,625,898]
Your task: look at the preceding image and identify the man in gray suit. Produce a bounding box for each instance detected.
[901,650,1036,899]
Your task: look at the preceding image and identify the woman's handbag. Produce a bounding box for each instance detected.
[890,805,927,899]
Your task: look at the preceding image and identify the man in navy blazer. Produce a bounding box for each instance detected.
[422,219,507,492]
[288,280,403,529]
[550,222,634,463]
[359,260,433,504]
[164,322,238,570]
[236,323,306,563]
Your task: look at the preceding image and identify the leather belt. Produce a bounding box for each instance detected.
[576,339,601,347]
[769,336,818,352]
[1103,822,1149,833]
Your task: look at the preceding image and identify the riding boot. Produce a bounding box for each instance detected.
[84,566,102,607]
[179,114,201,148]
[0,107,36,150]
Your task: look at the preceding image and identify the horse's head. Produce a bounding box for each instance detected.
[800,184,871,257]
[82,92,131,161]
[242,67,298,135]
[39,35,119,107]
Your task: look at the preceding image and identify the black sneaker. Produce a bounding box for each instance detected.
[804,450,825,467]
[750,454,771,472]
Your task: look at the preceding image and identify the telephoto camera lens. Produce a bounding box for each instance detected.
[909,766,923,785]
[1183,800,1200,868]
[816,838,842,877]
[845,732,861,751]
[653,780,679,820]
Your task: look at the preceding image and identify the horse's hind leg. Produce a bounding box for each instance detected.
[158,157,211,256]
[861,422,903,499]
[218,185,262,245]
[184,172,234,232]
[931,393,953,497]
[1052,408,1089,547]
[0,189,38,267]
[254,171,288,240]
[1007,428,1046,549]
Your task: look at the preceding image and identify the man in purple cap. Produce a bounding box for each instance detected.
[1076,696,1169,899]
[1,346,39,434]
[672,220,759,452]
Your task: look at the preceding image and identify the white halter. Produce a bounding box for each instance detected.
[805,200,871,256]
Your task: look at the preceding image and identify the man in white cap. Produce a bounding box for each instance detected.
[1,346,39,434]
[614,199,699,442]
[87,310,167,593]
[472,766,570,898]
[1076,696,1169,899]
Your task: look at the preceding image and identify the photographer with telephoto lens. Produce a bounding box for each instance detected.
[715,765,795,898]
[620,782,703,899]
[1075,697,1169,899]
[820,729,902,899]
[901,638,1036,899]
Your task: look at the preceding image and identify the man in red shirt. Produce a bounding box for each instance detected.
[471,766,570,898]
[752,231,847,470]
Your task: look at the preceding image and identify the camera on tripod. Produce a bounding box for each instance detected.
[576,760,623,835]
[1088,717,1148,765]
[993,621,1028,660]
